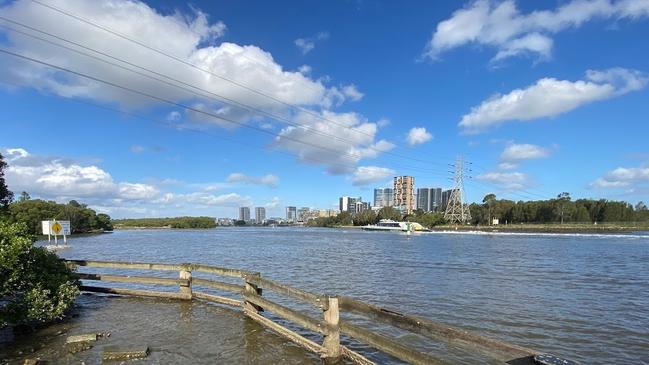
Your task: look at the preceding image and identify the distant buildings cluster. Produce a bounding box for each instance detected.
[220,175,457,226]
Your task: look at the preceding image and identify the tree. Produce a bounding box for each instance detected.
[0,222,79,327]
[636,201,647,211]
[482,193,496,224]
[353,209,377,226]
[556,192,571,224]
[18,191,30,202]
[377,207,402,221]
[0,152,13,213]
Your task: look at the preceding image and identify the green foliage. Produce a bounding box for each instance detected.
[0,153,13,214]
[306,211,353,227]
[408,211,447,228]
[377,207,402,221]
[353,209,377,226]
[113,216,216,229]
[8,199,113,234]
[0,222,79,327]
[467,195,646,225]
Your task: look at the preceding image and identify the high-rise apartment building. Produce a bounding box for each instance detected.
[441,189,457,211]
[254,207,266,224]
[286,206,297,222]
[417,187,443,212]
[373,188,393,208]
[239,207,250,221]
[297,207,310,222]
[339,196,361,213]
[393,176,415,214]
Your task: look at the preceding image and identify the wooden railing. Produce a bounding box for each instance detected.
[65,259,575,365]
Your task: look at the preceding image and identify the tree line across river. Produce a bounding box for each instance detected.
[308,193,649,228]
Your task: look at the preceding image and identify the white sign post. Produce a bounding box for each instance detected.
[42,220,71,245]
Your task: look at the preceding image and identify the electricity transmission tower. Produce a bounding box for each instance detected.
[444,156,472,224]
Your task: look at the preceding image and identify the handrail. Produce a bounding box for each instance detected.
[65,259,577,365]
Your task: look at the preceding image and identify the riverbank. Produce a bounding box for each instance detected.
[430,223,649,233]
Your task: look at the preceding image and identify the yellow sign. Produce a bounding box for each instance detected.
[52,222,62,235]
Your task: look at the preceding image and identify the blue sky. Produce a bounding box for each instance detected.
[1,0,648,218]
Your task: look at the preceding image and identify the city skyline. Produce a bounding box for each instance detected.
[1,0,649,219]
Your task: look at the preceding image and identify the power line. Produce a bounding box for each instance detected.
[0,14,449,170]
[0,57,449,181]
[28,0,449,168]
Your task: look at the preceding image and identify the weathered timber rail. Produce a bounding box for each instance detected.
[65,259,577,365]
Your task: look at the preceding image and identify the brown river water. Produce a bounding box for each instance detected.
[2,227,648,364]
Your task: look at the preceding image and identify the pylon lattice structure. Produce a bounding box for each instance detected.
[444,156,472,224]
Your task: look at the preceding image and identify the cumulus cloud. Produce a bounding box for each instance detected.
[294,31,329,54]
[406,127,433,146]
[591,165,649,188]
[425,0,649,62]
[459,68,647,133]
[477,171,529,190]
[501,143,551,161]
[0,2,358,122]
[1,147,264,217]
[1,147,157,200]
[351,166,396,186]
[226,173,279,187]
[274,110,395,174]
[0,2,386,174]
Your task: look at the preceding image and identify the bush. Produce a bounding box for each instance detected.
[0,222,79,327]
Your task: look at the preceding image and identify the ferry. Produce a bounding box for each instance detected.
[362,219,427,232]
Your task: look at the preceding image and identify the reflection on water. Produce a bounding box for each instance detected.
[4,227,648,364]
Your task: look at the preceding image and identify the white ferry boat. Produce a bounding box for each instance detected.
[362,219,427,232]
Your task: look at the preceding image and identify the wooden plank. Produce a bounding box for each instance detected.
[76,273,188,286]
[243,292,330,335]
[341,346,377,365]
[192,277,243,293]
[244,308,326,356]
[66,259,181,271]
[193,291,242,307]
[80,285,191,300]
[340,320,452,365]
[192,263,248,278]
[246,275,327,310]
[338,296,536,362]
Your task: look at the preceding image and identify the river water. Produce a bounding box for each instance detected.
[3,228,648,364]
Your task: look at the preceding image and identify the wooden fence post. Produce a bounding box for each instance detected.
[243,272,263,313]
[322,295,342,363]
[179,263,192,299]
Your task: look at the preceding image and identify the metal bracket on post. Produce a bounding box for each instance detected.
[179,263,192,300]
[322,295,342,364]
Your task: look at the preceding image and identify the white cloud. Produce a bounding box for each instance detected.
[274,110,395,174]
[264,197,281,208]
[0,2,387,174]
[294,31,329,55]
[501,143,551,161]
[351,166,396,186]
[425,0,649,62]
[226,173,279,187]
[459,68,647,133]
[497,162,518,170]
[341,84,364,101]
[591,166,649,188]
[477,171,529,190]
[1,147,157,200]
[294,38,315,54]
[0,2,358,122]
[406,127,433,146]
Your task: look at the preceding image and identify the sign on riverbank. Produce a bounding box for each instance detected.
[42,220,71,245]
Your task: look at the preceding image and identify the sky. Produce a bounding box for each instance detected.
[1,0,648,218]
